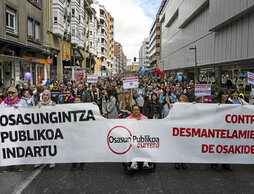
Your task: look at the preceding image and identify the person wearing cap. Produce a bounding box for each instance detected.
[1,86,25,173]
[0,87,21,108]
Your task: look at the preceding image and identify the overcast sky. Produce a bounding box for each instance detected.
[98,0,162,60]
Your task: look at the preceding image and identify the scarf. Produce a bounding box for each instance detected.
[40,99,53,106]
[4,97,20,107]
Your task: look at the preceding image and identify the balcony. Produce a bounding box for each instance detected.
[78,40,84,49]
[100,14,106,22]
[101,44,107,51]
[101,52,107,59]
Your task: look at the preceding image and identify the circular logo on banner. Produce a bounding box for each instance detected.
[107,126,132,155]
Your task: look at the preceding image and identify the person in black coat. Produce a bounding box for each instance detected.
[211,88,232,171]
[144,92,162,119]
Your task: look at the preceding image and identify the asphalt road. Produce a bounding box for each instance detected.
[0,163,254,194]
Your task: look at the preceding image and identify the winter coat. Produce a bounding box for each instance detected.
[75,89,91,103]
[0,97,21,108]
[136,88,145,107]
[162,103,171,118]
[159,93,176,104]
[19,96,36,107]
[144,100,162,119]
[102,96,118,119]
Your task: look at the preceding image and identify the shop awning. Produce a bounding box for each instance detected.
[0,54,26,62]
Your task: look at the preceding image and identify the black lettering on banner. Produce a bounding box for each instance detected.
[16,114,25,125]
[24,113,32,125]
[19,131,26,141]
[87,110,95,121]
[8,114,16,126]
[1,132,8,143]
[40,113,49,124]
[55,128,64,140]
[0,115,8,126]
[62,111,72,123]
[2,145,58,159]
[31,113,40,124]
[50,112,58,123]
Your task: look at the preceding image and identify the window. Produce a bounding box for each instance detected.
[72,9,75,17]
[54,17,58,24]
[27,18,41,41]
[35,22,40,40]
[90,31,92,35]
[90,42,92,48]
[72,29,75,36]
[27,0,42,8]
[27,18,33,36]
[6,6,17,34]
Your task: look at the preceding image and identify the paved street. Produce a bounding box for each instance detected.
[1,163,254,194]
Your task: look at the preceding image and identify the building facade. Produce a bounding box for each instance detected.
[106,12,115,75]
[149,15,161,70]
[49,0,94,80]
[92,1,115,76]
[0,0,46,86]
[114,41,126,74]
[139,37,150,68]
[0,0,117,84]
[159,0,254,87]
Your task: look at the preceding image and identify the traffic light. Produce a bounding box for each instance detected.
[134,57,136,62]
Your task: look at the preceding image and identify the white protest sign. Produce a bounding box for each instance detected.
[250,88,254,96]
[87,75,98,83]
[247,72,254,85]
[195,84,211,96]
[1,103,254,166]
[122,76,139,89]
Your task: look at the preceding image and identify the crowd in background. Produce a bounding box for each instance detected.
[0,74,253,172]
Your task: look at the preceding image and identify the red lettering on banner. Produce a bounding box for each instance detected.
[225,114,254,124]
[202,145,254,154]
[172,128,179,136]
[202,144,214,153]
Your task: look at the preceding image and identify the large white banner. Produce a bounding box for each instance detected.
[1,103,254,166]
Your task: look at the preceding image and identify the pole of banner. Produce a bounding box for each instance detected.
[72,47,76,79]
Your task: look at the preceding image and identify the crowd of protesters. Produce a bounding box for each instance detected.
[0,74,253,172]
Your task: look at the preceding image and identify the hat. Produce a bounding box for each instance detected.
[8,87,17,93]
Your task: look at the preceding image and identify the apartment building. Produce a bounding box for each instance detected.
[114,41,126,74]
[106,12,114,75]
[148,15,161,69]
[139,37,150,68]
[0,0,46,85]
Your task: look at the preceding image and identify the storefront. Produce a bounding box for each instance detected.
[22,56,51,85]
[0,54,26,86]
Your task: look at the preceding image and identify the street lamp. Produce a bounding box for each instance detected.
[189,46,198,83]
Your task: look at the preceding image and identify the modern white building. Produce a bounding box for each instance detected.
[52,0,85,48]
[92,1,107,66]
[139,37,150,68]
[159,0,254,87]
[88,13,99,56]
